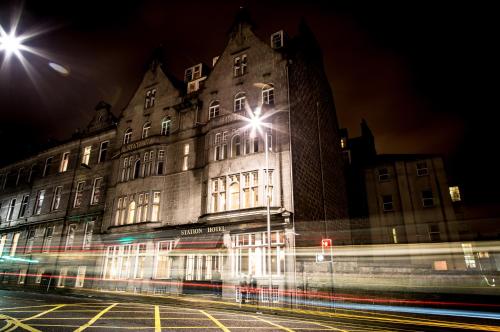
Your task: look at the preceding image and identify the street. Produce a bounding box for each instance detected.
[1,289,500,331]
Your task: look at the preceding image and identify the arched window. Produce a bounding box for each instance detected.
[229,177,240,210]
[161,117,171,135]
[208,100,220,119]
[262,84,274,105]
[133,159,141,179]
[142,122,151,139]
[124,128,132,144]
[232,135,241,157]
[234,92,246,112]
[128,200,136,224]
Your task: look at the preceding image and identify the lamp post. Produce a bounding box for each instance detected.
[248,110,273,298]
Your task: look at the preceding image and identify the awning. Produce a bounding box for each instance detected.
[174,234,225,250]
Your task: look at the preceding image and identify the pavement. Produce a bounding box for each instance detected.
[1,289,500,331]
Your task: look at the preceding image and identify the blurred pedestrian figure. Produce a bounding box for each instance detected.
[250,275,258,305]
[240,276,248,305]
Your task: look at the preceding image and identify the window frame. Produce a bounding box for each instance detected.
[98,141,109,163]
[208,101,220,119]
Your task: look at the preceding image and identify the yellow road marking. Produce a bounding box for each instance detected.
[0,314,41,332]
[154,305,161,332]
[21,304,65,322]
[253,315,295,332]
[73,303,118,332]
[200,310,231,332]
[312,321,348,332]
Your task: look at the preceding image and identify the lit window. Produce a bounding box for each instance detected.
[10,232,20,256]
[124,128,132,144]
[143,151,154,177]
[209,101,220,119]
[18,195,29,218]
[60,152,70,172]
[422,190,434,207]
[244,130,259,154]
[57,268,68,288]
[392,228,398,244]
[25,229,35,253]
[232,231,285,278]
[7,198,16,221]
[83,220,94,250]
[155,240,175,279]
[98,141,109,163]
[75,266,86,288]
[211,177,226,213]
[378,168,390,181]
[233,54,247,77]
[182,144,189,171]
[232,135,241,157]
[265,170,274,205]
[262,84,274,105]
[51,186,62,211]
[35,268,45,284]
[0,234,6,255]
[340,138,346,149]
[161,117,171,135]
[42,226,54,253]
[145,88,156,109]
[128,200,136,224]
[152,191,161,221]
[234,92,246,112]
[34,189,45,215]
[43,157,53,177]
[229,175,240,210]
[382,195,393,211]
[416,161,428,176]
[214,132,228,161]
[82,146,91,165]
[462,243,476,269]
[142,122,151,139]
[449,186,461,202]
[74,181,85,208]
[65,224,76,250]
[91,177,103,205]
[115,197,123,226]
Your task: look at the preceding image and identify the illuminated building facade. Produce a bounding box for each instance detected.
[0,10,349,301]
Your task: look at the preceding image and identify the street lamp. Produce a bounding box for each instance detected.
[247,108,273,298]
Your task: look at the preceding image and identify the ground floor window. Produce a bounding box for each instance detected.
[35,268,45,284]
[184,253,224,281]
[231,231,286,278]
[154,240,176,279]
[57,267,68,288]
[75,266,86,288]
[18,268,27,284]
[102,243,152,280]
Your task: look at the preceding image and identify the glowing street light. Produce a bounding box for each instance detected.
[0,24,25,59]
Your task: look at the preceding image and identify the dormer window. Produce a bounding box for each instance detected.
[262,84,274,105]
[145,88,156,109]
[233,54,247,77]
[184,64,202,82]
[124,128,132,145]
[142,122,151,139]
[271,30,284,49]
[209,101,220,119]
[234,92,246,112]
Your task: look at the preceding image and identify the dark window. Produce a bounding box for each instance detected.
[429,224,440,242]
[382,195,393,211]
[378,168,390,181]
[98,141,109,163]
[133,159,141,179]
[422,190,434,207]
[416,162,428,176]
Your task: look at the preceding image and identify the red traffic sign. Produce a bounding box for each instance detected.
[321,238,332,248]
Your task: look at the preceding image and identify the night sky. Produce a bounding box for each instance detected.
[0,1,497,204]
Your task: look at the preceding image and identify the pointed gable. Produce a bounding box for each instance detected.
[85,101,117,134]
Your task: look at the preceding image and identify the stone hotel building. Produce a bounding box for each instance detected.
[0,10,349,301]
